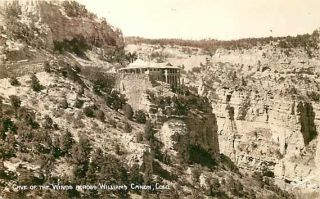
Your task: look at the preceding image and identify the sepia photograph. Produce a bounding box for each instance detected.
[0,0,320,198]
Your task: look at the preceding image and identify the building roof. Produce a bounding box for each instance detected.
[120,59,180,71]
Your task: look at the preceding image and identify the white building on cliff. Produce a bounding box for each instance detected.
[119,59,181,87]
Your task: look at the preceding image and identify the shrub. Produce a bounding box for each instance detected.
[109,118,117,128]
[4,1,22,18]
[18,108,39,129]
[30,74,43,92]
[71,134,92,163]
[142,150,153,184]
[124,120,132,133]
[96,110,105,122]
[262,167,275,178]
[60,130,74,155]
[307,91,320,101]
[44,61,52,73]
[73,119,85,129]
[136,133,143,142]
[105,48,129,65]
[205,177,225,197]
[59,98,69,109]
[106,90,127,111]
[74,98,84,108]
[9,95,21,110]
[60,64,82,83]
[53,36,91,57]
[152,161,176,181]
[226,176,244,197]
[88,73,115,94]
[191,165,202,183]
[191,67,201,73]
[42,115,53,129]
[0,119,16,141]
[144,120,155,142]
[62,1,88,18]
[135,110,146,124]
[83,106,95,118]
[126,52,138,63]
[93,82,103,95]
[129,164,143,185]
[77,87,85,96]
[9,77,20,86]
[71,135,92,181]
[115,144,123,155]
[123,104,134,120]
[0,142,16,160]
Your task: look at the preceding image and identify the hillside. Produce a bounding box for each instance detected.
[0,0,127,74]
[0,61,295,198]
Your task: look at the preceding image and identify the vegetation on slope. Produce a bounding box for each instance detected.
[0,59,295,198]
[126,30,319,54]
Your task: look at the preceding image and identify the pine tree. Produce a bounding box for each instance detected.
[60,130,74,155]
[142,150,153,197]
[124,120,132,133]
[129,164,143,185]
[30,74,43,92]
[9,77,20,86]
[43,115,53,129]
[144,120,155,142]
[9,95,21,110]
[135,110,146,124]
[123,104,134,120]
[96,110,105,122]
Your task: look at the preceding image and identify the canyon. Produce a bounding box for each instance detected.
[125,33,320,197]
[0,0,318,198]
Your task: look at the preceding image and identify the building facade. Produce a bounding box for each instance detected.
[119,59,181,87]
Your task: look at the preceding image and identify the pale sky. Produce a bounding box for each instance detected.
[78,0,320,40]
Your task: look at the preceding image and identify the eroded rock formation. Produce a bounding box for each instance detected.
[157,111,220,162]
[211,87,319,191]
[0,0,123,54]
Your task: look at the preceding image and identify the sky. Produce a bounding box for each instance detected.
[78,0,320,40]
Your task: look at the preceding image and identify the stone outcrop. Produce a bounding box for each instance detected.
[184,111,220,158]
[118,73,153,111]
[211,87,320,190]
[0,0,123,50]
[36,1,124,47]
[157,111,220,161]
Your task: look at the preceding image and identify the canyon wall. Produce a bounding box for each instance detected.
[118,73,153,111]
[210,87,320,190]
[36,1,124,48]
[157,111,220,161]
[0,0,124,51]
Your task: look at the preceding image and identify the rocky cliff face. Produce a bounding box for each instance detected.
[125,32,320,197]
[0,0,123,63]
[157,111,220,160]
[118,73,153,111]
[213,89,317,177]
[196,41,320,194]
[0,1,316,197]
[36,1,124,47]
